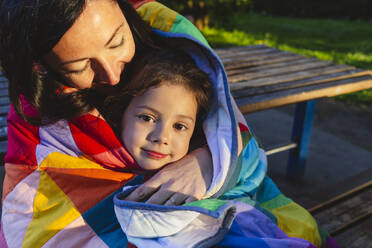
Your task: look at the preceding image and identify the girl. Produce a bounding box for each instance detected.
[110,49,213,177]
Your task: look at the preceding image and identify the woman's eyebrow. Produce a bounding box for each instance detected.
[60,22,125,66]
[105,22,124,47]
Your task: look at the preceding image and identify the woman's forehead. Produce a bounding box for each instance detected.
[49,0,126,61]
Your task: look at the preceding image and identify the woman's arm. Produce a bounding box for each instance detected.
[125,146,213,205]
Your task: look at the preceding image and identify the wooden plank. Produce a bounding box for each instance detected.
[310,180,372,214]
[0,89,8,97]
[230,64,354,90]
[333,216,372,248]
[222,50,301,67]
[215,44,267,56]
[0,116,7,128]
[0,105,9,115]
[0,96,9,106]
[232,69,363,98]
[0,127,7,140]
[312,183,372,232]
[228,59,334,83]
[218,48,279,60]
[235,75,372,113]
[224,53,303,71]
[0,140,7,154]
[226,57,317,77]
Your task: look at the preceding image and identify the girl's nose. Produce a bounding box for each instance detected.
[150,125,169,145]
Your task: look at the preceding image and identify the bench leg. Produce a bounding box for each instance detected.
[287,100,316,181]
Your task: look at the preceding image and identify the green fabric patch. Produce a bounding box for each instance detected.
[170,15,210,48]
[241,131,252,148]
[183,198,227,211]
[260,194,292,210]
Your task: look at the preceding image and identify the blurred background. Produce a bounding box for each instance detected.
[159,0,372,105]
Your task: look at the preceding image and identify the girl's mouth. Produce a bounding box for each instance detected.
[142,149,168,159]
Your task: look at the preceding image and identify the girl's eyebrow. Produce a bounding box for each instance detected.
[104,22,124,47]
[136,106,195,122]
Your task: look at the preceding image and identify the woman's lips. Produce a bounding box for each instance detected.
[142,149,168,159]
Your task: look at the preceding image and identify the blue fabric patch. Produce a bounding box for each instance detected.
[256,177,281,203]
[82,189,127,248]
[218,221,271,248]
[114,186,229,218]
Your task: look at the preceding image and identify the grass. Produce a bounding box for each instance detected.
[201,12,372,105]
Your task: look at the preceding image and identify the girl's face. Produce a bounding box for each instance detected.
[121,83,198,170]
[44,0,135,89]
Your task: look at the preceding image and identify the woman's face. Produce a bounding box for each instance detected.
[44,0,135,89]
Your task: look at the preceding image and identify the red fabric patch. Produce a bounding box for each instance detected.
[45,167,136,214]
[70,114,122,155]
[238,122,250,133]
[129,0,155,9]
[5,105,39,166]
[2,163,37,202]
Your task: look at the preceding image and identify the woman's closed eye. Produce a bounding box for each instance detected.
[109,36,124,49]
[137,114,156,123]
[64,60,91,75]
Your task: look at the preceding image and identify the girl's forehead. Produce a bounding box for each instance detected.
[129,84,198,120]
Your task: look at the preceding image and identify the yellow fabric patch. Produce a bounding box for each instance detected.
[137,2,177,32]
[22,170,81,247]
[271,202,321,247]
[39,152,103,170]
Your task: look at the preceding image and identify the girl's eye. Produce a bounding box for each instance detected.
[138,114,156,123]
[109,37,124,49]
[174,123,187,131]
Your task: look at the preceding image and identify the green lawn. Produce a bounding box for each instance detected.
[201,12,372,105]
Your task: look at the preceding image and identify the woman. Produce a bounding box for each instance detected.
[0,0,330,247]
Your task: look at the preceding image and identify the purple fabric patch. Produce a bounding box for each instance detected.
[0,222,9,248]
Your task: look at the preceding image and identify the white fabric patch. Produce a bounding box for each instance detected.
[43,216,108,248]
[115,206,200,238]
[2,171,40,248]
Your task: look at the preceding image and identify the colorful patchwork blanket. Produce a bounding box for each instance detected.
[1,1,336,247]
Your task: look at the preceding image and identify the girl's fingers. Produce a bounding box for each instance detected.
[184,196,198,204]
[145,189,173,205]
[164,193,188,206]
[124,185,159,202]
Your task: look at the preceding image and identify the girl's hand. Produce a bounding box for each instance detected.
[124,147,213,205]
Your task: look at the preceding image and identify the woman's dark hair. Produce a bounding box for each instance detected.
[0,0,155,125]
[104,49,213,147]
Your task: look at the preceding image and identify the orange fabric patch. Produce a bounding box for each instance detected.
[44,167,136,214]
[2,163,37,202]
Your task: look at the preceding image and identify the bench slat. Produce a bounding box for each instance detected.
[333,214,372,248]
[215,44,267,55]
[229,59,334,83]
[0,140,7,154]
[217,47,278,60]
[229,64,354,90]
[312,184,372,234]
[227,57,318,77]
[235,74,372,113]
[232,69,363,98]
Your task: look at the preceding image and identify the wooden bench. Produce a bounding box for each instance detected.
[1,45,372,246]
[214,45,372,247]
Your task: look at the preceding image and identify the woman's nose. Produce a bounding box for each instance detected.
[94,56,123,85]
